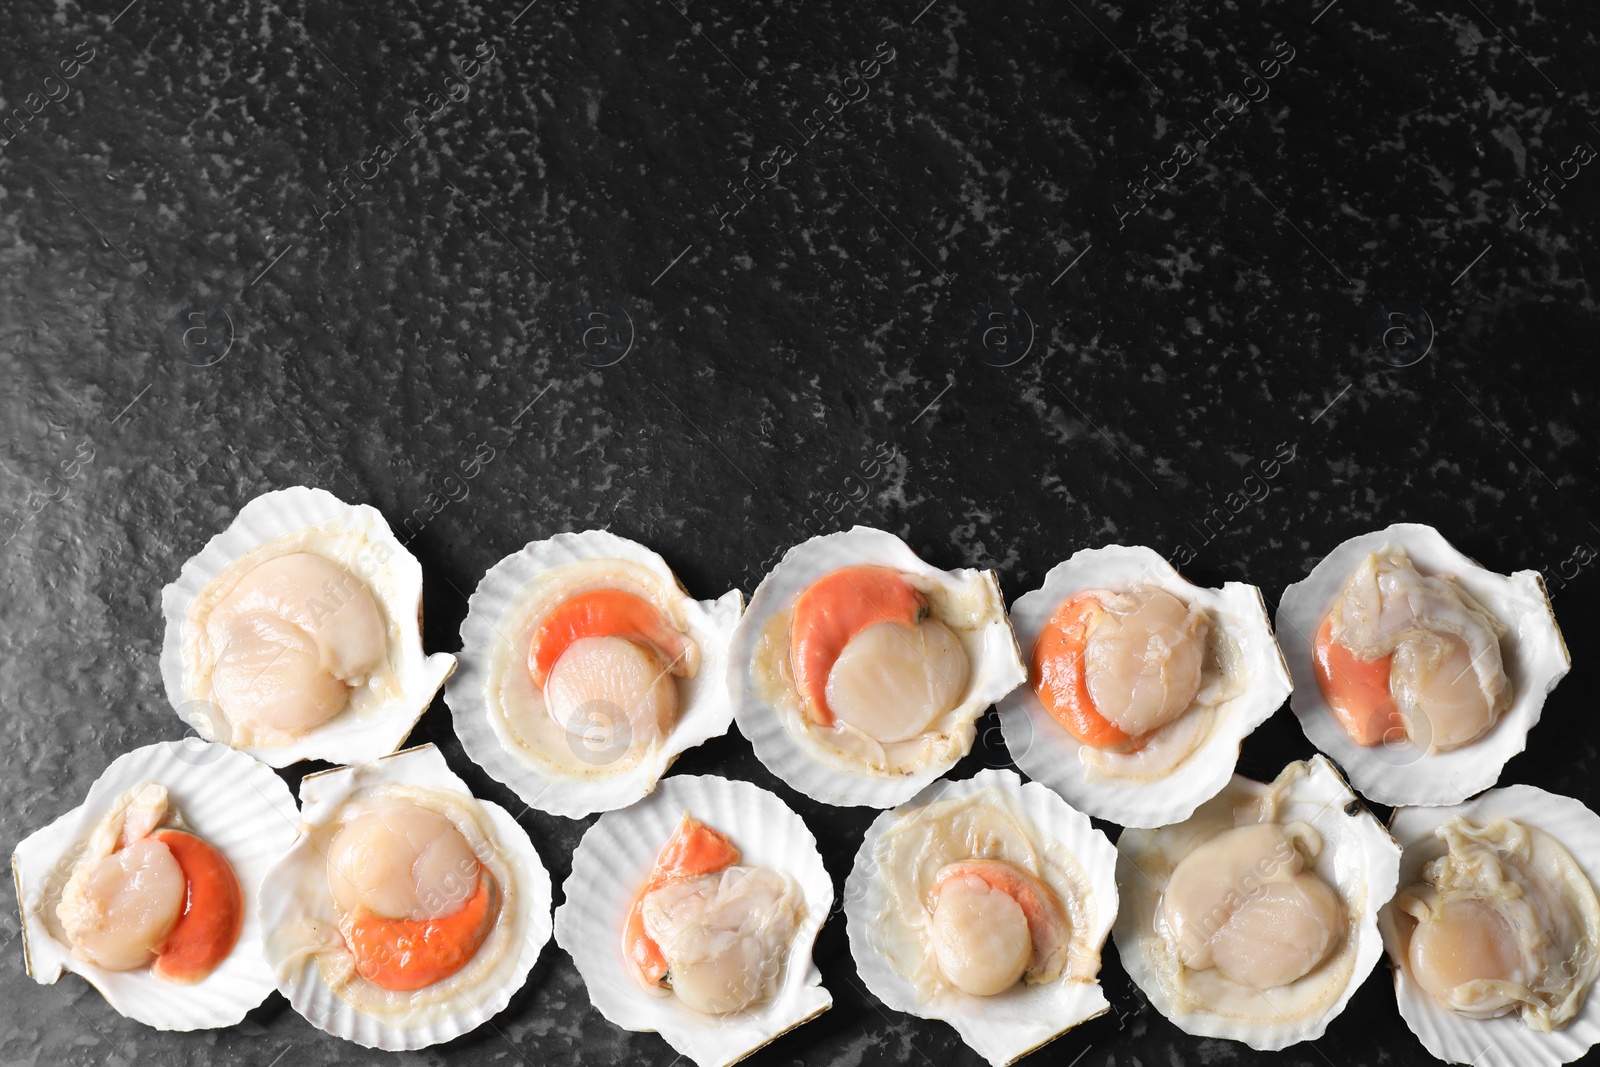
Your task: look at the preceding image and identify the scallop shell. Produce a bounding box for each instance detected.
[160,486,457,768]
[729,527,1025,808]
[554,774,832,1067]
[1276,523,1569,806]
[1114,754,1400,1050]
[447,530,744,819]
[258,743,552,1050]
[12,740,299,1030]
[996,545,1291,828]
[1381,785,1600,1067]
[843,768,1118,1066]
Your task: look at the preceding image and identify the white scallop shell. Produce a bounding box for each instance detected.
[258,743,552,1050]
[447,530,743,819]
[1276,523,1569,806]
[160,486,457,768]
[729,527,1026,808]
[554,774,832,1067]
[12,740,299,1030]
[1114,754,1401,1049]
[843,768,1118,1067]
[997,545,1291,828]
[1381,785,1600,1067]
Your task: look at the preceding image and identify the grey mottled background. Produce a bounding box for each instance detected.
[2,0,1597,1064]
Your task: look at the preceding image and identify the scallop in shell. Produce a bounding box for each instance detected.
[844,768,1118,1066]
[555,774,832,1067]
[1277,524,1569,806]
[1114,755,1400,1049]
[160,486,456,768]
[1381,785,1600,1067]
[258,743,552,1050]
[448,530,743,819]
[728,527,1025,808]
[12,740,298,1030]
[997,545,1291,828]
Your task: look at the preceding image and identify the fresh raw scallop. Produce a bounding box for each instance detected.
[207,553,387,735]
[56,782,244,984]
[528,588,692,687]
[927,859,1071,996]
[1315,547,1509,752]
[1160,822,1343,988]
[1395,815,1600,1030]
[543,635,678,743]
[59,837,186,971]
[1032,586,1209,752]
[326,799,498,992]
[622,813,804,1014]
[825,618,969,743]
[790,565,956,735]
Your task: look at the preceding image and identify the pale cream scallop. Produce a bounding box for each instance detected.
[1393,815,1600,1030]
[929,875,1032,997]
[1390,632,1497,750]
[1407,897,1529,1015]
[207,552,387,735]
[849,771,1118,1065]
[1160,822,1343,989]
[1160,823,1286,969]
[733,528,1022,808]
[543,635,678,744]
[1331,548,1509,752]
[639,865,804,1015]
[211,614,351,731]
[1209,878,1343,988]
[19,745,300,1032]
[1083,586,1208,737]
[327,801,480,921]
[825,619,970,743]
[58,837,186,971]
[55,782,189,972]
[1117,758,1399,1050]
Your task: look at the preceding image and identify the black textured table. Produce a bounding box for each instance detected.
[3,0,1597,1065]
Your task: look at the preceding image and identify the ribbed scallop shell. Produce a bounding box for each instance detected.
[728,527,1025,808]
[1277,524,1569,806]
[160,486,456,768]
[843,768,1118,1067]
[258,743,552,1050]
[554,774,832,1067]
[1381,785,1600,1067]
[12,740,298,1030]
[1114,755,1401,1049]
[447,530,743,819]
[997,544,1291,828]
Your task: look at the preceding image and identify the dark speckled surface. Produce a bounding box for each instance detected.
[2,0,1598,1064]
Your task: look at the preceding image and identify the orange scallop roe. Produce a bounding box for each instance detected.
[150,829,243,984]
[1312,614,1402,746]
[1031,592,1140,752]
[528,589,690,688]
[341,868,498,992]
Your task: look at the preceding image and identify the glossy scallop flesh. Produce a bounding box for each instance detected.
[555,774,833,1067]
[998,544,1291,829]
[161,485,457,767]
[206,552,388,736]
[1278,524,1569,807]
[257,743,552,1051]
[845,769,1119,1067]
[449,530,743,819]
[14,741,299,1031]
